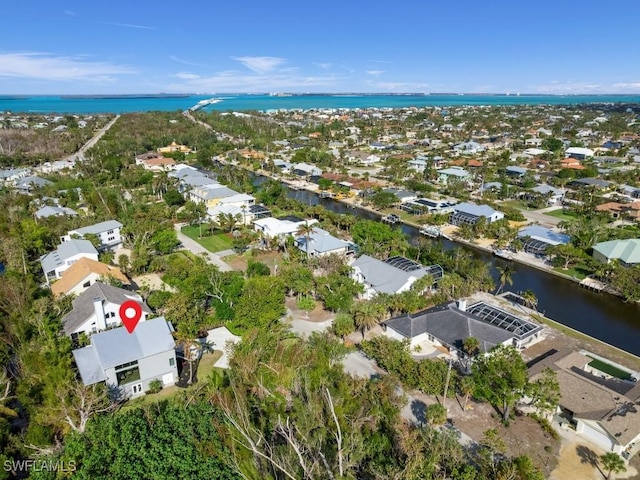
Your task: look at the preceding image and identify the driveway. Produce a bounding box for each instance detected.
[174,223,233,272]
[288,318,333,338]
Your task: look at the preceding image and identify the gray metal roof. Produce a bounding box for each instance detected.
[352,255,431,294]
[73,317,174,386]
[35,205,78,218]
[517,225,571,246]
[62,282,151,335]
[296,227,352,255]
[454,202,501,218]
[40,239,98,274]
[15,176,53,189]
[73,220,123,236]
[73,346,107,385]
[382,302,514,352]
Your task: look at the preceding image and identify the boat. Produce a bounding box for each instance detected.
[318,191,335,198]
[188,98,222,112]
[494,249,515,260]
[382,213,400,224]
[419,225,442,238]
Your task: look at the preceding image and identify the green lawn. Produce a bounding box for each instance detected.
[500,200,530,210]
[553,264,591,280]
[197,351,224,381]
[544,209,577,221]
[181,224,233,252]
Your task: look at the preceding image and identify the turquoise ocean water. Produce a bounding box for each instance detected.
[1,93,639,114]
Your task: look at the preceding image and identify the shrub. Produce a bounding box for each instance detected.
[148,379,163,394]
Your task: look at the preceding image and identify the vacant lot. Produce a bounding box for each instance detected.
[181,225,233,252]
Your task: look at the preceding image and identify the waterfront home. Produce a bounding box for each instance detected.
[253,217,318,239]
[72,317,177,399]
[382,188,418,204]
[292,162,322,177]
[437,167,471,185]
[40,239,99,284]
[35,205,78,219]
[528,349,640,458]
[449,202,505,226]
[295,227,357,257]
[516,225,571,255]
[566,147,594,160]
[169,167,217,191]
[62,220,123,251]
[351,255,443,299]
[51,257,129,298]
[61,282,151,338]
[381,299,542,353]
[592,239,640,267]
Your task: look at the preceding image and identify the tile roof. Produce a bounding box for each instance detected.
[382,302,513,352]
[51,258,129,297]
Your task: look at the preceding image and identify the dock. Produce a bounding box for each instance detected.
[419,225,442,238]
[579,276,621,296]
[382,214,400,224]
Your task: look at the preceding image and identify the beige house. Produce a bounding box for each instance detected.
[52,257,129,298]
[157,141,192,154]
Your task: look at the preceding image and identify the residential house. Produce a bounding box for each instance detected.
[292,162,322,177]
[62,220,123,251]
[14,176,53,193]
[351,255,443,299]
[51,257,130,298]
[566,147,594,160]
[568,178,611,190]
[35,205,78,219]
[135,152,176,172]
[531,184,566,205]
[61,282,151,338]
[72,317,177,399]
[189,184,237,209]
[382,188,418,204]
[437,167,471,185]
[449,202,505,226]
[382,299,542,353]
[0,168,30,186]
[295,227,357,257]
[560,157,586,170]
[506,166,527,178]
[517,225,571,255]
[157,141,192,154]
[528,349,640,457]
[41,239,99,284]
[208,195,256,226]
[453,141,485,155]
[253,217,318,239]
[592,239,640,267]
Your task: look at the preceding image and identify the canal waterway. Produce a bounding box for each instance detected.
[255,177,640,355]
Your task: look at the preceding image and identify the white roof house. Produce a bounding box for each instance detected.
[35,205,78,219]
[295,227,356,257]
[566,147,595,158]
[253,217,318,239]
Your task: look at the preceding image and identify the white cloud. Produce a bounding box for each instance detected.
[99,21,155,30]
[366,70,385,76]
[232,56,286,74]
[612,82,640,91]
[0,53,135,81]
[166,71,342,93]
[169,55,208,68]
[174,72,200,80]
[313,62,333,69]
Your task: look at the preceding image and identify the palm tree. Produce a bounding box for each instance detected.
[495,264,515,295]
[459,375,475,411]
[174,326,201,385]
[352,301,383,340]
[295,221,316,260]
[600,452,626,480]
[218,213,241,233]
[520,290,538,311]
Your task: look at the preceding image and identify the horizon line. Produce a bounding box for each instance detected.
[2,92,640,97]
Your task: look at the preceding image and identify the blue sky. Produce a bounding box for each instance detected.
[2,0,639,94]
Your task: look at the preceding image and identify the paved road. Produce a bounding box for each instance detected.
[174,223,233,272]
[63,115,120,163]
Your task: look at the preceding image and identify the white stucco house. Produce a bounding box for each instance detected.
[62,220,123,251]
[40,239,99,284]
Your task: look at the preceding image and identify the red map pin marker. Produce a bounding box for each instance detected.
[119,300,143,334]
